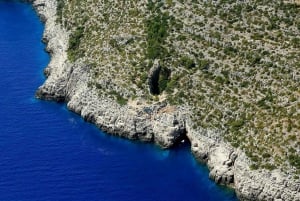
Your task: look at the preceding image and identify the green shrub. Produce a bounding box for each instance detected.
[197,59,209,70]
[56,0,65,23]
[117,95,128,106]
[145,2,169,60]
[68,26,84,61]
[288,154,300,170]
[228,119,245,132]
[180,56,196,69]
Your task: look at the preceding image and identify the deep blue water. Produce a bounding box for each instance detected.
[0,2,238,201]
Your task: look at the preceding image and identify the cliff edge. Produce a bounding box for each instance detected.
[30,0,299,200]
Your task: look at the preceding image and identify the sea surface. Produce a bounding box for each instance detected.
[0,1,238,201]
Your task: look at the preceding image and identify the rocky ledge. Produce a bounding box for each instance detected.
[30,0,299,200]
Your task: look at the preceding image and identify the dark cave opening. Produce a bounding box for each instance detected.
[149,66,161,95]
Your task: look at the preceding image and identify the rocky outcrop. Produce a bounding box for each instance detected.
[186,124,236,186]
[234,153,300,201]
[187,123,300,201]
[33,0,186,149]
[31,0,299,201]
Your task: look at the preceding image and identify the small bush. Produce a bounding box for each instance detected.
[68,26,85,61]
[180,56,196,69]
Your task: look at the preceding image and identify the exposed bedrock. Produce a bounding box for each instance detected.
[32,0,300,200]
[234,153,300,201]
[186,124,236,186]
[185,123,300,201]
[37,59,187,148]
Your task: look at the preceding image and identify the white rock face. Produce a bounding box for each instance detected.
[31,0,300,200]
[234,152,300,201]
[186,124,236,186]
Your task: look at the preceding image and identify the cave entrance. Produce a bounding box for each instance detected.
[149,66,161,95]
[149,66,171,95]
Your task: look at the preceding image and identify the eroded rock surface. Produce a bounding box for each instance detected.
[31,0,300,200]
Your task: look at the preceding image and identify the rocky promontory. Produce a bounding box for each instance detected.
[30,0,299,200]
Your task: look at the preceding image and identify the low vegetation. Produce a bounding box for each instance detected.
[57,0,300,175]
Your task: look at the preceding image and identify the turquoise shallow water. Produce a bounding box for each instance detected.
[0,1,238,201]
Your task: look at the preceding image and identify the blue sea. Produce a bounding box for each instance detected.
[0,1,238,201]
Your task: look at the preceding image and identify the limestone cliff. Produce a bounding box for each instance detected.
[30,0,299,200]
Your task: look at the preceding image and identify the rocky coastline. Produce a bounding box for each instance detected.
[29,0,299,200]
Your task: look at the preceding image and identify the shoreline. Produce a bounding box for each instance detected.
[29,0,300,200]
